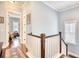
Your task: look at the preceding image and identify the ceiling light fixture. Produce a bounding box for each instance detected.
[9,0,15,4]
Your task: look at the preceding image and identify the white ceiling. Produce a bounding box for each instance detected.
[8,1,79,12]
[9,1,24,6]
[42,1,79,12]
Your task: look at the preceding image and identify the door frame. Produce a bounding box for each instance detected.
[6,11,21,47]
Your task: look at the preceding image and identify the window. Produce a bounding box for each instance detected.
[64,22,76,44]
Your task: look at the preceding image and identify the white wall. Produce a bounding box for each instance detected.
[59,7,79,55]
[0,2,22,48]
[22,1,59,58]
[31,2,58,36]
[22,2,32,45]
[0,2,6,43]
[5,2,22,44]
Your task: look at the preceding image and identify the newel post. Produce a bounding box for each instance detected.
[40,33,45,58]
[59,32,62,53]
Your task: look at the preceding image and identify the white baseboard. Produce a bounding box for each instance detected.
[68,52,79,58]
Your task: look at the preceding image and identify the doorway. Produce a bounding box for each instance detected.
[9,12,20,48]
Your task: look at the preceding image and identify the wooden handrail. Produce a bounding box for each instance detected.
[28,33,41,38]
[59,32,68,56]
[28,33,59,39]
[61,39,67,46]
[61,39,68,56]
[28,32,61,58]
[45,34,59,38]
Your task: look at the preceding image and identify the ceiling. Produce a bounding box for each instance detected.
[42,1,79,12]
[8,1,25,6]
[8,1,79,12]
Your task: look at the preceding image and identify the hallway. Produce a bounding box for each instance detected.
[0,1,79,58]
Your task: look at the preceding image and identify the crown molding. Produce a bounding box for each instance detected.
[58,3,79,12]
[42,1,79,12]
[42,1,59,12]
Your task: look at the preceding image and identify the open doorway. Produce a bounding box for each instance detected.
[8,12,20,48]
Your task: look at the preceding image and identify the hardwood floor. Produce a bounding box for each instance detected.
[2,38,28,58]
[4,46,26,58]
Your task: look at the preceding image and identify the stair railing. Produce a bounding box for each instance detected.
[59,32,68,56]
